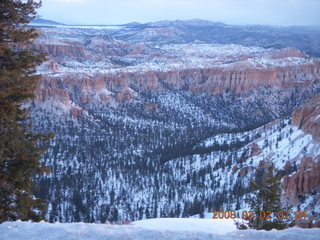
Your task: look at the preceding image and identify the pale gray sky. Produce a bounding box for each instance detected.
[38,0,320,26]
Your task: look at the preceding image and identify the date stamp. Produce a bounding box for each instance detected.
[211,210,308,220]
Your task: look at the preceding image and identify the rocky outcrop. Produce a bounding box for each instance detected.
[33,44,88,59]
[238,167,248,177]
[70,107,82,117]
[49,61,59,71]
[144,104,158,111]
[250,143,262,157]
[262,47,306,59]
[35,86,71,106]
[292,95,320,141]
[283,156,320,203]
[35,73,133,108]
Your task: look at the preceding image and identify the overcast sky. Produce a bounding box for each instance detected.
[38,0,320,26]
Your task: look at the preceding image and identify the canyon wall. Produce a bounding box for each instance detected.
[35,61,320,110]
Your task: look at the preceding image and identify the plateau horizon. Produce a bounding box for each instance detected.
[31,18,320,28]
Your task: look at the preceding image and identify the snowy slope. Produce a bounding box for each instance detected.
[1,219,320,240]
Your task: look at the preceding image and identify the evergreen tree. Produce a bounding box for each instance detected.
[248,163,290,230]
[0,0,49,223]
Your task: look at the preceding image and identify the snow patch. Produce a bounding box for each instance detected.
[1,219,320,240]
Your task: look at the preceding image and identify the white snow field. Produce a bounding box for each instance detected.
[1,218,320,240]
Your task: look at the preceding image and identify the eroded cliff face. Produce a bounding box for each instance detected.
[34,44,88,59]
[261,47,306,59]
[292,95,320,141]
[284,157,320,202]
[274,96,320,227]
[35,60,320,112]
[164,62,320,93]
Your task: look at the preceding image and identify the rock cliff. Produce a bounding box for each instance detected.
[283,157,320,202]
[292,95,320,141]
[36,60,320,109]
[33,44,88,59]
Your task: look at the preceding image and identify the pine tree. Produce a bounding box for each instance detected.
[0,0,50,223]
[248,163,290,230]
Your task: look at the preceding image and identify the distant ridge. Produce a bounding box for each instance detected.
[31,18,65,26]
[30,18,320,29]
[146,19,226,28]
[30,18,227,28]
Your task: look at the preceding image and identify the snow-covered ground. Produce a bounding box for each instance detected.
[1,218,319,240]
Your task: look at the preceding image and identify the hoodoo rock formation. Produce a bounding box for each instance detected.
[35,62,320,107]
[34,44,88,59]
[292,95,320,141]
[262,47,306,59]
[283,157,320,202]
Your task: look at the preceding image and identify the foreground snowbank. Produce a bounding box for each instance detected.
[134,218,236,234]
[0,218,319,240]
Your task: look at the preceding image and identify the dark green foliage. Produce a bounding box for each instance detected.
[0,0,50,223]
[248,163,291,230]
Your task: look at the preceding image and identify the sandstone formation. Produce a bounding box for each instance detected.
[35,86,71,106]
[283,156,320,202]
[292,95,320,141]
[261,47,306,59]
[250,143,262,157]
[49,61,59,71]
[33,44,88,59]
[238,167,248,177]
[35,60,320,109]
